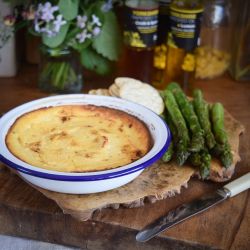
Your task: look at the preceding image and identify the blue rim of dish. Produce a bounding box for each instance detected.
[0,121,171,182]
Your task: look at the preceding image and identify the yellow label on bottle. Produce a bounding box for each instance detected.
[181,53,195,71]
[123,6,159,48]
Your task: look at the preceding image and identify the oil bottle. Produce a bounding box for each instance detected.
[161,0,204,92]
[152,0,172,88]
[118,0,159,83]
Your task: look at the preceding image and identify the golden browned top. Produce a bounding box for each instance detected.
[6,105,152,173]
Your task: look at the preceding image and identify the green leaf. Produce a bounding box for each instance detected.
[71,39,91,52]
[81,47,113,75]
[58,0,79,21]
[42,23,69,48]
[92,11,122,61]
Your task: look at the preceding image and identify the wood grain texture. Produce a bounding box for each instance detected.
[0,65,249,249]
[230,192,250,250]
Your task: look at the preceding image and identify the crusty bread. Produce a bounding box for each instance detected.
[6,105,152,173]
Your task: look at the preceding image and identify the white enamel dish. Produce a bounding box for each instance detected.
[0,94,171,194]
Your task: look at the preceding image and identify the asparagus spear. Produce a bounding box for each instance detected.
[211,103,228,144]
[189,150,211,179]
[167,82,182,92]
[188,152,201,167]
[220,144,233,168]
[200,150,211,179]
[165,112,178,145]
[162,90,190,165]
[193,89,216,150]
[168,84,205,152]
[211,103,233,168]
[162,142,174,162]
[162,112,178,162]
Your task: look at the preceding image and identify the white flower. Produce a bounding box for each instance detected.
[53,14,66,32]
[34,14,44,33]
[37,3,44,13]
[76,29,92,43]
[102,0,113,12]
[39,2,59,22]
[91,14,101,27]
[34,18,57,37]
[77,15,87,29]
[92,26,101,36]
[34,19,41,32]
[34,2,60,36]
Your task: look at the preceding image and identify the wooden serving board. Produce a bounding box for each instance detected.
[15,106,243,221]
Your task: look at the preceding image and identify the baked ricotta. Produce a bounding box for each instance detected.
[6,105,152,172]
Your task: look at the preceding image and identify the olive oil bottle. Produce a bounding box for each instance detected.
[152,0,172,88]
[118,0,159,83]
[161,0,204,92]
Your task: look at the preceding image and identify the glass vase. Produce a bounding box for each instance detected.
[38,46,83,93]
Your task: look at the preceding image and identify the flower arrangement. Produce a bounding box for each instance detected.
[2,0,122,92]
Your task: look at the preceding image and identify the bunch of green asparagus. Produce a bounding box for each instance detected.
[161,82,233,179]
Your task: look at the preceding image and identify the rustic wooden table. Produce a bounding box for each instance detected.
[0,64,249,250]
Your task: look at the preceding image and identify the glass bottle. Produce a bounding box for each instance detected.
[195,0,232,80]
[38,46,83,94]
[118,0,159,83]
[229,0,250,81]
[152,0,172,88]
[161,0,204,92]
